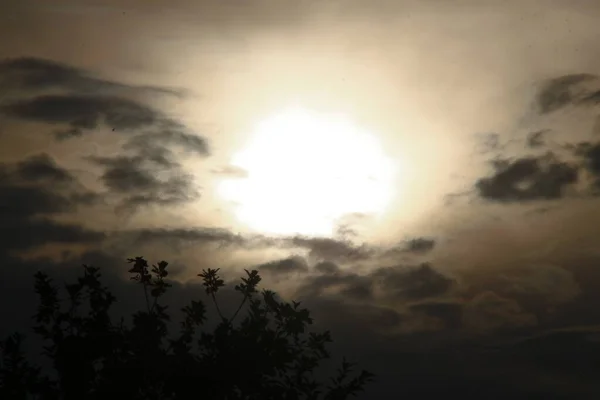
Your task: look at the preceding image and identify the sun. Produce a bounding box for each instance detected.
[218,106,397,236]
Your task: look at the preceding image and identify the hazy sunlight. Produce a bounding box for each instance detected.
[218,106,397,236]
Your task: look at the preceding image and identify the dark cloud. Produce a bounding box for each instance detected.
[463,264,580,327]
[475,154,578,202]
[379,238,436,260]
[0,155,103,254]
[314,261,340,274]
[0,154,98,219]
[2,94,158,133]
[305,297,404,336]
[0,184,72,219]
[125,227,246,248]
[13,153,75,183]
[0,57,211,214]
[462,291,537,333]
[0,57,181,96]
[115,182,198,211]
[402,237,436,253]
[257,256,309,275]
[373,263,455,301]
[410,302,463,330]
[297,270,373,301]
[121,141,176,168]
[536,73,597,113]
[0,57,209,164]
[593,115,600,136]
[574,141,600,190]
[113,227,284,255]
[286,236,374,262]
[1,217,104,252]
[340,279,374,300]
[297,262,453,305]
[123,125,209,158]
[526,130,549,148]
[88,155,199,210]
[91,155,163,192]
[581,89,600,105]
[140,231,386,277]
[105,228,433,266]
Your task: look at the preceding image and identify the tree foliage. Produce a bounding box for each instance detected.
[0,257,374,399]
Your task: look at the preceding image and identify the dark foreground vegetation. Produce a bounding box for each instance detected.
[0,257,373,399]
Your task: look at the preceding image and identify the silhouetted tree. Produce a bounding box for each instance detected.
[0,257,374,399]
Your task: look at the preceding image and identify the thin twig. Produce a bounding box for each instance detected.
[150,295,158,314]
[149,279,160,314]
[142,282,150,314]
[230,294,249,323]
[211,293,225,320]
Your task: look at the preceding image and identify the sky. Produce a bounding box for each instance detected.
[2,0,600,397]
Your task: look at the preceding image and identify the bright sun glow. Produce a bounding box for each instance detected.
[218,106,397,236]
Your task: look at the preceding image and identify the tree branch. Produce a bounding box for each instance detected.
[230,294,249,323]
[211,293,225,320]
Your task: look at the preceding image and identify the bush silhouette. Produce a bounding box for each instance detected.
[0,257,374,399]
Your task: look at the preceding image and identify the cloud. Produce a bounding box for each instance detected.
[574,141,600,190]
[0,183,80,222]
[104,228,432,267]
[2,93,208,152]
[536,74,598,114]
[463,291,537,333]
[1,218,104,252]
[373,263,455,302]
[526,130,549,148]
[382,237,436,256]
[285,236,375,262]
[314,261,340,274]
[88,154,199,210]
[297,262,454,306]
[0,57,209,180]
[110,227,281,256]
[123,124,209,158]
[0,57,181,96]
[3,94,158,134]
[305,296,404,336]
[0,58,206,150]
[0,154,103,253]
[403,237,436,253]
[409,302,463,330]
[0,153,98,217]
[497,264,580,307]
[583,89,600,105]
[130,227,243,244]
[40,222,434,271]
[296,267,373,301]
[12,153,75,183]
[0,57,211,213]
[475,153,579,202]
[91,155,161,192]
[257,256,309,275]
[457,262,581,330]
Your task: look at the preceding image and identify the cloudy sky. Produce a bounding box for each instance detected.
[3,0,600,397]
